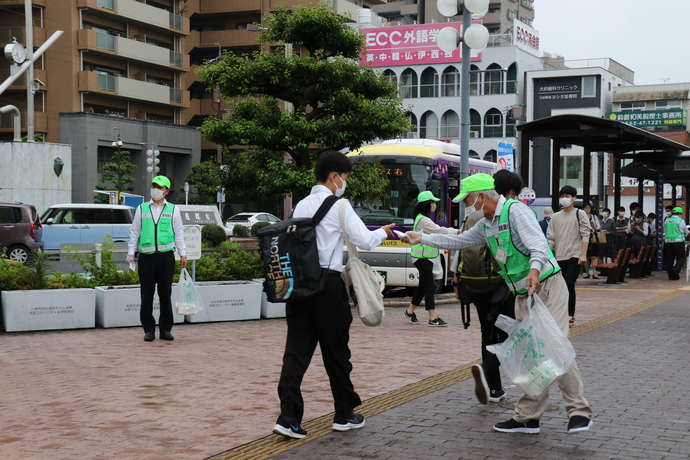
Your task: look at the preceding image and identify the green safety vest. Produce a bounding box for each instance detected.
[138,201,176,254]
[664,216,685,243]
[485,198,560,295]
[410,214,439,259]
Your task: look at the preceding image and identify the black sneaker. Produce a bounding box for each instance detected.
[273,415,307,439]
[404,310,419,324]
[567,415,593,433]
[488,388,506,403]
[493,418,540,434]
[332,413,365,432]
[428,317,448,327]
[471,364,489,405]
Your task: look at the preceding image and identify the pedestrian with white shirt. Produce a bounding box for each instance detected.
[126,176,187,342]
[400,173,593,435]
[272,151,395,440]
[547,186,590,327]
[404,191,456,327]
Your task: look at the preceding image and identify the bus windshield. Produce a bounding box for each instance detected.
[352,161,432,226]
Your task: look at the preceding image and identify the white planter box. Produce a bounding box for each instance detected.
[1,288,95,332]
[185,281,262,323]
[253,279,286,318]
[95,285,185,328]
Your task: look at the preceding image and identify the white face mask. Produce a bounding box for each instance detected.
[469,194,484,213]
[602,212,609,218]
[666,211,672,217]
[619,211,626,217]
[559,197,573,208]
[151,188,165,201]
[334,174,347,197]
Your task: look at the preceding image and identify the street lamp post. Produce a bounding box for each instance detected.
[145,143,160,183]
[436,0,490,221]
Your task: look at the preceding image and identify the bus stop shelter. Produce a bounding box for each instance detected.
[517,114,690,269]
[516,113,690,214]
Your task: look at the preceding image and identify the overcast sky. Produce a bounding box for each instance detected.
[533,0,689,86]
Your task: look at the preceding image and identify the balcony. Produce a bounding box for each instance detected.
[79,71,186,106]
[198,0,262,14]
[77,0,188,35]
[0,0,46,6]
[78,29,185,69]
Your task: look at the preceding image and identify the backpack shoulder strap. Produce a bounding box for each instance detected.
[313,195,340,225]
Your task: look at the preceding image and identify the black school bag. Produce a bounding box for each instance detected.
[257,195,340,303]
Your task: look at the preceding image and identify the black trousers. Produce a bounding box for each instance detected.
[463,287,515,392]
[558,257,580,317]
[277,272,360,424]
[138,251,175,334]
[411,258,436,310]
[663,242,686,279]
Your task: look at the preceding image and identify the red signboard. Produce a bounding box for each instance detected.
[359,22,483,67]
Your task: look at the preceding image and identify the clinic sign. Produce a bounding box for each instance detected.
[513,19,539,56]
[608,110,687,128]
[497,142,514,171]
[360,22,483,67]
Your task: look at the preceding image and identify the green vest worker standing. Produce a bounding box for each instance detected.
[127,176,187,342]
[405,191,457,327]
[399,173,593,435]
[662,207,689,280]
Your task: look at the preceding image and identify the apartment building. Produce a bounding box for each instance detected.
[374,0,534,35]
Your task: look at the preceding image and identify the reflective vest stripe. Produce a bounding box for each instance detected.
[410,214,439,259]
[138,202,176,253]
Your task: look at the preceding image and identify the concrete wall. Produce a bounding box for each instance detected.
[59,112,201,204]
[0,142,72,214]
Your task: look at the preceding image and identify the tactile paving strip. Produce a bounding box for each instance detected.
[207,288,688,460]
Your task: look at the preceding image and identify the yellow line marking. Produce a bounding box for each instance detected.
[206,288,689,460]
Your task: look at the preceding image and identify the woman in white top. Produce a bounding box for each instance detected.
[404,191,457,326]
[582,203,601,279]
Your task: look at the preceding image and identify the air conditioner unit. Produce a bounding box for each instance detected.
[469,131,480,138]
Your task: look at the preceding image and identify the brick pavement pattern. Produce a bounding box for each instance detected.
[0,276,686,459]
[271,290,690,460]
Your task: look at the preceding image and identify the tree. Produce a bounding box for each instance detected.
[182,160,224,205]
[94,149,136,203]
[196,3,410,202]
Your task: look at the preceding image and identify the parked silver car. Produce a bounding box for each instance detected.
[225,212,281,234]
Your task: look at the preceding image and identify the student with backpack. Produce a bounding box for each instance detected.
[272,151,394,439]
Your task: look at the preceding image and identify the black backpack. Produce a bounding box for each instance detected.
[257,195,340,303]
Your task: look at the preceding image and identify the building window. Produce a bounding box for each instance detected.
[582,76,596,98]
[484,149,497,162]
[655,100,682,109]
[484,108,503,138]
[440,110,459,138]
[507,10,517,20]
[383,69,397,86]
[469,150,480,160]
[401,68,418,98]
[620,102,646,111]
[484,64,504,95]
[519,17,533,26]
[420,68,438,98]
[441,67,459,97]
[521,0,534,8]
[488,6,501,13]
[420,111,438,139]
[560,155,582,188]
[470,109,481,136]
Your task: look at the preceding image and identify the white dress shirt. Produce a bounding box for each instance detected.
[128,199,186,257]
[293,185,388,272]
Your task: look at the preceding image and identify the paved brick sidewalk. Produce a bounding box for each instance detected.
[270,287,690,460]
[0,275,685,459]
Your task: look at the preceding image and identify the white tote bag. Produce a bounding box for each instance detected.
[338,200,385,327]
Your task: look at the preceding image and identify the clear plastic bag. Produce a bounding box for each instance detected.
[175,268,204,315]
[487,295,576,398]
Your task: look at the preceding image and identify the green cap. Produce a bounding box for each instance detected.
[417,191,440,203]
[453,173,495,202]
[673,206,683,214]
[152,175,171,189]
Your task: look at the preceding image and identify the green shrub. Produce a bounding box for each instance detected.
[65,236,140,287]
[0,257,33,290]
[232,225,250,237]
[218,240,242,250]
[202,224,227,246]
[250,221,271,237]
[180,251,263,282]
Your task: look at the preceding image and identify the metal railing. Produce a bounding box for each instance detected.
[97,32,115,51]
[97,0,114,10]
[169,50,182,67]
[97,74,116,92]
[170,88,182,104]
[169,13,182,30]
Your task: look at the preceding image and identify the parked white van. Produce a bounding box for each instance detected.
[40,204,135,251]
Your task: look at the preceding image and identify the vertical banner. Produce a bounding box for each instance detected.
[497,142,514,170]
